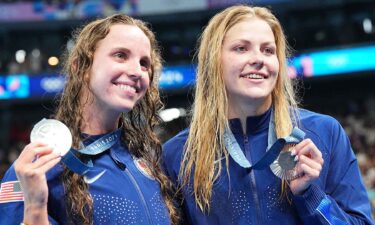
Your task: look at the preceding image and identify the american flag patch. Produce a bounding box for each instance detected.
[0,181,24,203]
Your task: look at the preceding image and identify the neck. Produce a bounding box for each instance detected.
[228,97,272,134]
[81,102,121,135]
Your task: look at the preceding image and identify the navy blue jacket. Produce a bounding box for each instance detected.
[163,108,374,225]
[0,133,171,225]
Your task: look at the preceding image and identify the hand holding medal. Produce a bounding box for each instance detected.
[11,118,68,219]
[29,118,86,175]
[288,139,324,195]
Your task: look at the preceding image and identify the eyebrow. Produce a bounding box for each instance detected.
[110,47,130,53]
[227,39,276,46]
[111,47,151,58]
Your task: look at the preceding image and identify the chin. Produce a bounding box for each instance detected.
[112,104,134,113]
[122,105,135,112]
[242,94,271,103]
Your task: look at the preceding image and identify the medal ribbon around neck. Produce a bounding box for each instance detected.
[224,109,306,180]
[61,128,122,175]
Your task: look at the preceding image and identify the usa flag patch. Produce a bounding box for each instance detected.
[0,181,24,203]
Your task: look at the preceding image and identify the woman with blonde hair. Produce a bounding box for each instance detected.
[163,5,374,225]
[0,14,179,225]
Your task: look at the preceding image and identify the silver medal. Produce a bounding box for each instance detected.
[30,118,72,156]
[270,144,300,180]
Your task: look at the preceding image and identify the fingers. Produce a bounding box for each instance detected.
[31,153,61,172]
[19,157,61,181]
[298,154,322,171]
[293,139,324,179]
[17,142,54,163]
[15,142,61,175]
[13,142,60,210]
[297,156,321,178]
[293,139,324,164]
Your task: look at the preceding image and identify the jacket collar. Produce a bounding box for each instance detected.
[228,107,272,135]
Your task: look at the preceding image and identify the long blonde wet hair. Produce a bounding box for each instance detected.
[180,5,299,211]
[55,14,179,225]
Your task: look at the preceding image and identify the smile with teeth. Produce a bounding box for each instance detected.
[116,83,137,93]
[242,73,266,79]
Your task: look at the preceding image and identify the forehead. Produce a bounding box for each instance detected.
[97,24,151,55]
[224,17,275,42]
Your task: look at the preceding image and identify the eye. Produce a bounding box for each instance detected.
[234,46,247,53]
[113,51,127,60]
[140,58,151,71]
[264,47,276,55]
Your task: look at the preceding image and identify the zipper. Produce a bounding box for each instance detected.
[243,134,263,225]
[124,168,153,225]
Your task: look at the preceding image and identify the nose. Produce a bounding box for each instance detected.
[249,50,264,69]
[126,59,143,79]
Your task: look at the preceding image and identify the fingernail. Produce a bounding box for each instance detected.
[294,155,299,162]
[290,149,296,156]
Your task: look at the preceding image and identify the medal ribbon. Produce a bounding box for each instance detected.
[224,108,305,171]
[61,128,122,175]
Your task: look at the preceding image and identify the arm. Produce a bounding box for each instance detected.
[162,131,192,225]
[292,118,374,225]
[0,142,61,225]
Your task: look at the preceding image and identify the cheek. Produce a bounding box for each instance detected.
[221,52,235,71]
[141,76,151,91]
[270,58,280,74]
[222,59,238,82]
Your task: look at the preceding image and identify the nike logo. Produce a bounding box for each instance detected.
[84,170,106,184]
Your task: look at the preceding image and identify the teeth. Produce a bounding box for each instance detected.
[117,84,136,93]
[244,73,264,79]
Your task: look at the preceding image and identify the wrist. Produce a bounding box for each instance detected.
[23,203,49,225]
[291,186,309,196]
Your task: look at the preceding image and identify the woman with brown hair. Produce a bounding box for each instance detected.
[0,14,178,225]
[163,5,374,225]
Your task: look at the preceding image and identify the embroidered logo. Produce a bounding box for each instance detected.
[84,170,106,184]
[134,158,154,180]
[0,181,24,203]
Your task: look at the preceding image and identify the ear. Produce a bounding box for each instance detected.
[71,58,78,74]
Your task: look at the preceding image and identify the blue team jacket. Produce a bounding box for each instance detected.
[163,108,374,225]
[0,133,171,225]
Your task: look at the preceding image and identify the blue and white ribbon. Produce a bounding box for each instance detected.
[224,109,305,172]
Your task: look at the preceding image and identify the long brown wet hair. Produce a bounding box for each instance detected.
[180,5,299,211]
[55,14,179,225]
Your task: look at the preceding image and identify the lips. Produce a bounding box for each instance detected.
[117,84,136,93]
[240,72,269,79]
[113,81,138,93]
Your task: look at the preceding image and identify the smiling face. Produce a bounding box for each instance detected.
[87,24,151,116]
[221,17,279,117]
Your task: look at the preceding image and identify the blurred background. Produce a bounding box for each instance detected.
[0,0,374,217]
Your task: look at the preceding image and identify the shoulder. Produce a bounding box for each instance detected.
[1,163,18,183]
[297,108,349,153]
[162,128,189,171]
[297,108,343,136]
[298,108,340,128]
[163,128,189,153]
[0,164,24,224]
